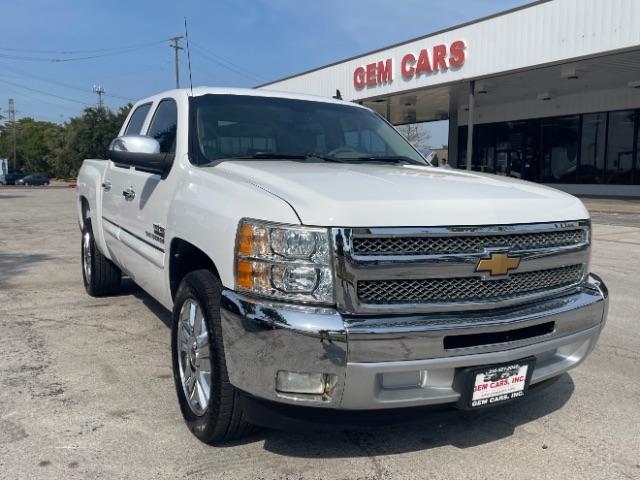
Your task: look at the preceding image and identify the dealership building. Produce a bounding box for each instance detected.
[258,0,640,197]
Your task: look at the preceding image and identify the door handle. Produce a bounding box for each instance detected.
[122,187,136,201]
[101,180,112,192]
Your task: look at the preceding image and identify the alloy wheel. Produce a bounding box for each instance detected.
[82,231,92,284]
[177,299,212,416]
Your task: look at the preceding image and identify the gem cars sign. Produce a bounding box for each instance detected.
[352,40,466,89]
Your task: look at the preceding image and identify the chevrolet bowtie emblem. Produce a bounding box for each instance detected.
[476,252,521,277]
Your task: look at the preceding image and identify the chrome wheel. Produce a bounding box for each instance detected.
[82,231,92,284]
[177,299,212,416]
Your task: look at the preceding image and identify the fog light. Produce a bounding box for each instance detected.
[276,371,325,395]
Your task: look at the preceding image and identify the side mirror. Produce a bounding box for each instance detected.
[108,135,174,176]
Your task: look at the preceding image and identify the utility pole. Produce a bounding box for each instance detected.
[92,85,105,110]
[169,36,184,88]
[8,98,17,171]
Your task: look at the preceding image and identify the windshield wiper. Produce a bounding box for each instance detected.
[248,152,348,163]
[340,155,424,165]
[202,152,422,166]
[203,152,347,165]
[240,152,307,160]
[301,153,347,163]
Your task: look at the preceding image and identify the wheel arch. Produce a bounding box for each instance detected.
[78,195,90,231]
[169,238,221,300]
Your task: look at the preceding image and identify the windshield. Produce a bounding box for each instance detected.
[190,94,427,165]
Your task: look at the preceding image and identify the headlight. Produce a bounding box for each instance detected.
[234,219,334,304]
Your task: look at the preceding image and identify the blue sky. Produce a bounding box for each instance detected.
[0,0,529,146]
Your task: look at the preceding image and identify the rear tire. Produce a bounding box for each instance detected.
[81,222,121,296]
[171,270,254,444]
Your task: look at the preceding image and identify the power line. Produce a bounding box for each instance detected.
[191,44,266,83]
[0,63,135,101]
[94,63,170,80]
[0,78,92,106]
[0,39,170,63]
[190,49,261,83]
[0,39,173,55]
[1,83,81,113]
[192,43,265,80]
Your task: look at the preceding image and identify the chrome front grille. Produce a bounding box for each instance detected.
[353,229,587,256]
[357,264,584,304]
[332,221,591,314]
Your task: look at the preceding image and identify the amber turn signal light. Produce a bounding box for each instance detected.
[237,224,254,257]
[236,259,254,290]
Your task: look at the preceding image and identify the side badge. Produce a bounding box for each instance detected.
[146,224,166,244]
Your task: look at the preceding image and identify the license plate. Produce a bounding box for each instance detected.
[457,358,535,409]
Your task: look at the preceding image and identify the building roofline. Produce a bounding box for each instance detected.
[255,0,553,88]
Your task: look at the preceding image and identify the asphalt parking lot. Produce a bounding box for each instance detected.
[0,188,639,480]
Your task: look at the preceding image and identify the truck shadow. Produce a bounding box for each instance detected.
[0,194,26,199]
[253,376,574,457]
[119,278,172,328]
[116,278,576,457]
[0,252,52,288]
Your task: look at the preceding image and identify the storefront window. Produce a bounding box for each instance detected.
[637,117,640,185]
[579,113,606,184]
[498,120,539,181]
[476,124,495,173]
[457,126,467,168]
[458,109,639,185]
[541,116,579,183]
[606,110,635,184]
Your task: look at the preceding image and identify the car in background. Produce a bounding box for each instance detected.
[16,175,50,186]
[0,172,26,185]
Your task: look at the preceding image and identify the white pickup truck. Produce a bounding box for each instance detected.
[77,87,608,443]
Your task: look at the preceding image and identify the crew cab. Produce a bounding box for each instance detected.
[76,87,608,443]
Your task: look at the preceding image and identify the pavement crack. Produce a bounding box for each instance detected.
[343,430,388,480]
[8,313,167,347]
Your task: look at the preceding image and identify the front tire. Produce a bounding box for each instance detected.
[81,223,121,296]
[171,270,253,444]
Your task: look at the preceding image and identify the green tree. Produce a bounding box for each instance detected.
[0,103,132,178]
[19,118,65,174]
[61,104,132,177]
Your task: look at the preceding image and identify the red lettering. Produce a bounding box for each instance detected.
[365,63,377,86]
[353,66,366,89]
[415,49,432,76]
[449,40,466,68]
[432,44,448,71]
[355,40,464,88]
[376,59,393,84]
[401,53,416,78]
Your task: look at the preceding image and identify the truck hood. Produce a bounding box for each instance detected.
[214,161,589,227]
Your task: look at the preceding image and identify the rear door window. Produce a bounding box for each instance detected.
[124,103,151,135]
[147,99,178,153]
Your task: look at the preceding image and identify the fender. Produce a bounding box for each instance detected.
[76,159,111,260]
[165,165,300,301]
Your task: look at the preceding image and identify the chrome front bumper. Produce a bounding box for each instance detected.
[220,274,608,410]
